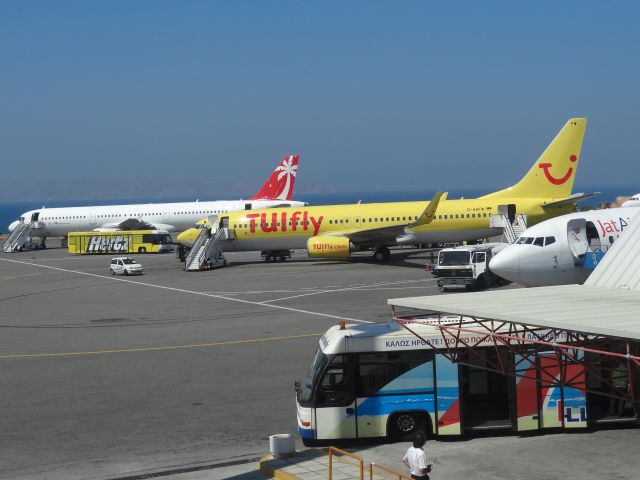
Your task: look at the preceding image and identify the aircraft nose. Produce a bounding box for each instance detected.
[489,247,522,284]
[176,228,199,244]
[8,220,19,232]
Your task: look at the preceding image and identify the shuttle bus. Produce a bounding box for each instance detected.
[295,318,602,444]
[68,230,174,254]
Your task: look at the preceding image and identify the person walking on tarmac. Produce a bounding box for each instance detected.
[402,431,432,480]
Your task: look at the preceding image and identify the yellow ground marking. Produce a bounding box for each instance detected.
[0,272,42,281]
[0,333,322,359]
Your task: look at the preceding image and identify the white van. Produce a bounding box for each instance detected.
[110,257,144,276]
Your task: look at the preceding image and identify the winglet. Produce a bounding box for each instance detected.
[411,192,447,227]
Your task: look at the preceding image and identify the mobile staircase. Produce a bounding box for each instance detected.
[184,225,228,271]
[2,221,44,252]
[490,213,528,244]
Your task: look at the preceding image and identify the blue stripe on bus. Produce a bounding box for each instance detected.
[355,393,436,417]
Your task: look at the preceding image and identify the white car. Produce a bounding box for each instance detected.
[110,257,144,276]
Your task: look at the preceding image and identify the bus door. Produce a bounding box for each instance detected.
[314,354,357,440]
[585,351,635,425]
[459,349,514,432]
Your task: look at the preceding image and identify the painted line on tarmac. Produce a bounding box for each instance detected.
[0,333,322,359]
[258,278,432,304]
[0,257,374,324]
[0,272,42,281]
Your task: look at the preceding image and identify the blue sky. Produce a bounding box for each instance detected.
[1,1,639,201]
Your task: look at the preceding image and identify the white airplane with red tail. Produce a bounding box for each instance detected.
[6,155,305,246]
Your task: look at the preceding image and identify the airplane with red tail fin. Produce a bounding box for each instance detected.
[6,155,305,246]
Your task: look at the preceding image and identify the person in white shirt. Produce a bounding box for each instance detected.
[402,431,432,479]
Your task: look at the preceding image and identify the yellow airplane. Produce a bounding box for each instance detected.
[177,118,589,261]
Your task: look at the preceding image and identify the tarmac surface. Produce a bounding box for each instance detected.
[1,241,638,479]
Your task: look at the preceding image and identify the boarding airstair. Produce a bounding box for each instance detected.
[2,221,43,252]
[489,214,528,244]
[184,224,227,271]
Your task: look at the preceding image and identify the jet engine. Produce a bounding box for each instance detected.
[307,236,352,258]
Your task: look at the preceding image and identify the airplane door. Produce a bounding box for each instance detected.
[162,210,171,225]
[497,204,516,224]
[89,211,97,226]
[567,218,589,260]
[342,217,351,229]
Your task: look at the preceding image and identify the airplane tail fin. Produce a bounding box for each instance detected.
[480,118,587,199]
[250,155,300,200]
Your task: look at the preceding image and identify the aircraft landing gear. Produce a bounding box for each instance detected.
[373,246,390,262]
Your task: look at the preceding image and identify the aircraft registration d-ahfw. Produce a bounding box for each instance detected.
[5,155,304,248]
[178,118,592,261]
[489,207,640,287]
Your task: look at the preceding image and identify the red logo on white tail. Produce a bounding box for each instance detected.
[251,155,300,200]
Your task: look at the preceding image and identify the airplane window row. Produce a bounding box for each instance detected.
[515,236,556,247]
[233,222,312,228]
[173,211,223,215]
[438,213,488,220]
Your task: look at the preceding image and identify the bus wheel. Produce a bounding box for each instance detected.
[139,247,146,254]
[389,412,427,441]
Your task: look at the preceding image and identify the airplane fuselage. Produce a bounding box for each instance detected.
[215,197,575,252]
[489,208,638,287]
[12,199,307,237]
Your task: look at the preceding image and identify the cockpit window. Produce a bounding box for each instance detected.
[533,237,544,247]
[516,237,535,245]
[544,236,556,246]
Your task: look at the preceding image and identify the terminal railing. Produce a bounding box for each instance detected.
[328,446,364,479]
[328,446,413,480]
[370,461,413,480]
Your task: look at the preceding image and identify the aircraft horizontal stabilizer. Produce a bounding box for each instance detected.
[411,192,447,227]
[542,192,600,209]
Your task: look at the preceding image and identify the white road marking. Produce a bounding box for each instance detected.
[258,279,432,303]
[0,257,375,324]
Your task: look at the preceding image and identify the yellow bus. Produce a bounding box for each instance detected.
[68,230,174,254]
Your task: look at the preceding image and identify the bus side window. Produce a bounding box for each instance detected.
[316,356,354,406]
[357,351,434,397]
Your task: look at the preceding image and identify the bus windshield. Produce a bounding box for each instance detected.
[155,234,172,244]
[439,251,470,266]
[298,348,329,403]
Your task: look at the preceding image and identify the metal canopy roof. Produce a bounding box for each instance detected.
[388,285,640,341]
